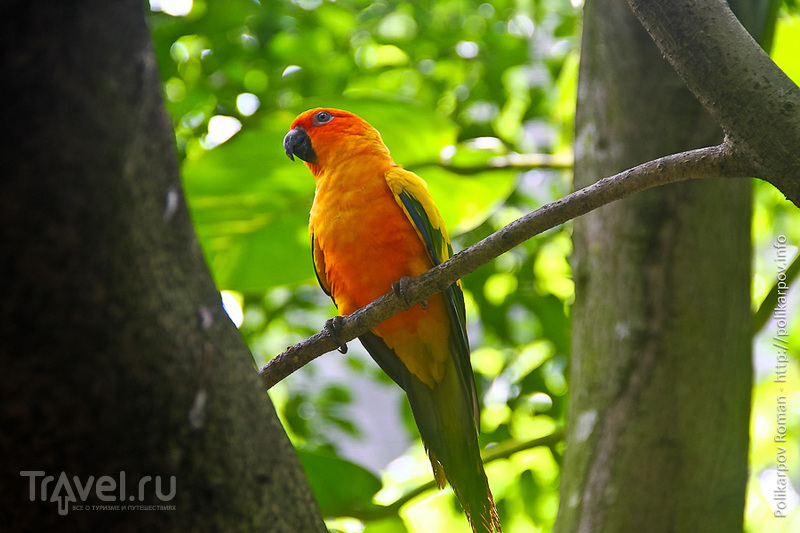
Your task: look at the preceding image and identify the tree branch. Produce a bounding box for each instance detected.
[627,0,800,205]
[350,428,565,521]
[754,250,800,334]
[258,142,753,389]
[412,152,574,175]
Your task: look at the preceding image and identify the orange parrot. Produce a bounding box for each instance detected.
[284,108,501,533]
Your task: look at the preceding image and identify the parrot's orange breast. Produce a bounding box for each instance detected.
[309,163,449,386]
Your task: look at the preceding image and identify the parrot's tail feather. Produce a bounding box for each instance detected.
[412,377,502,533]
[359,333,501,532]
[428,454,447,490]
[441,452,501,533]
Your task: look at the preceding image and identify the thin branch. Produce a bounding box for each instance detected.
[412,152,575,175]
[754,250,800,334]
[350,428,565,521]
[482,426,564,463]
[258,142,753,389]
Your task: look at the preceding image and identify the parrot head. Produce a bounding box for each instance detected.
[283,108,391,171]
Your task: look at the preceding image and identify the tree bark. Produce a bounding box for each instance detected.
[556,0,752,531]
[628,0,800,205]
[0,1,325,531]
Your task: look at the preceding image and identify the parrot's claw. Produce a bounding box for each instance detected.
[325,316,348,354]
[392,276,427,310]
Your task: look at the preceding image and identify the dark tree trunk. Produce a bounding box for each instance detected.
[0,1,325,531]
[556,0,752,531]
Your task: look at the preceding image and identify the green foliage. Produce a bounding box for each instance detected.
[149,1,800,531]
[298,450,384,517]
[746,12,800,533]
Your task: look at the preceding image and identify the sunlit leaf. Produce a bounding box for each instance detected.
[771,14,800,83]
[297,450,383,517]
[182,110,315,291]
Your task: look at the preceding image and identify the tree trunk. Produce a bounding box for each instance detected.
[0,1,325,531]
[556,0,752,531]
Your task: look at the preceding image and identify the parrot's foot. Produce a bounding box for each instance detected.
[324,316,348,354]
[392,276,427,310]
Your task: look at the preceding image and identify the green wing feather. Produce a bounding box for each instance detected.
[389,169,480,427]
[387,168,499,533]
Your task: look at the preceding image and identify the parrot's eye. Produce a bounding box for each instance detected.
[313,111,334,125]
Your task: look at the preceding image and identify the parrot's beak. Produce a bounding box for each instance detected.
[283,126,317,164]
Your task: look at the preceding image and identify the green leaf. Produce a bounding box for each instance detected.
[418,166,517,233]
[771,13,800,83]
[182,110,315,292]
[358,516,409,533]
[297,450,383,517]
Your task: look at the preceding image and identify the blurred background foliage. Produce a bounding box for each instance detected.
[148,0,800,531]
